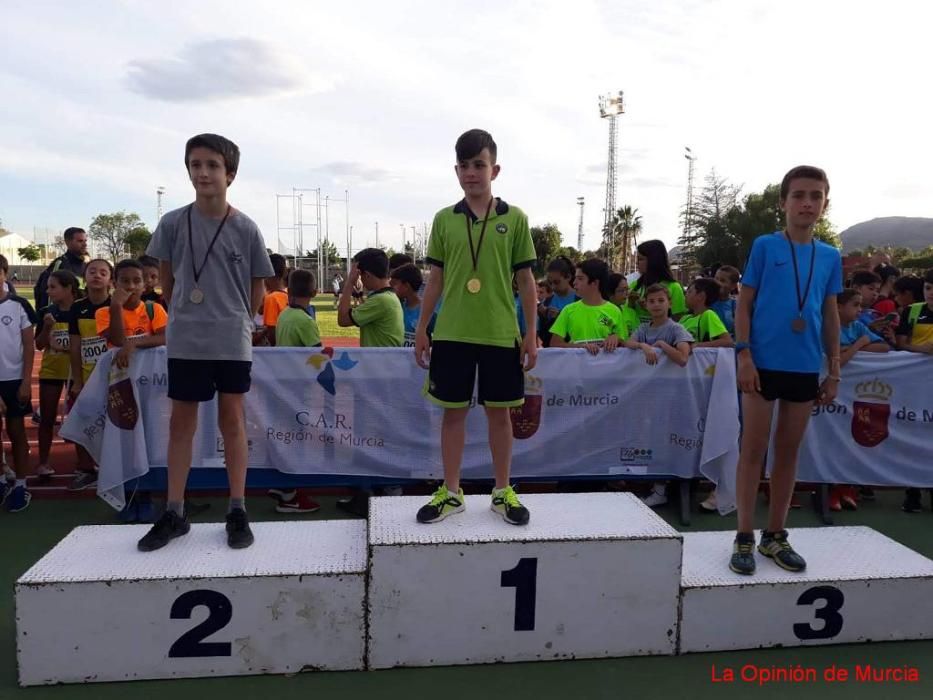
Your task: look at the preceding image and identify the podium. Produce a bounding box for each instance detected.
[16,521,368,686]
[367,492,683,668]
[678,527,933,653]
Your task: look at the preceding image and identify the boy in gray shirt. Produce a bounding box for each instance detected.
[626,284,693,366]
[138,133,274,552]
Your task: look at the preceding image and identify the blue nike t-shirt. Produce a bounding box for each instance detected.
[742,231,843,373]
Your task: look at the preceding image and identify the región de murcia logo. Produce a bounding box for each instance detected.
[851,378,893,448]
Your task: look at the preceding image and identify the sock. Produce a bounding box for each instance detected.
[445,483,460,499]
[229,497,246,513]
[492,486,507,497]
[167,501,185,518]
[15,478,26,489]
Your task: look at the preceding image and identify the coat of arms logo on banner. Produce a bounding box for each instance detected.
[851,378,893,448]
[510,373,543,439]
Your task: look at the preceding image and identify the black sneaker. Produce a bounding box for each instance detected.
[903,488,923,513]
[858,486,876,501]
[336,492,370,518]
[225,508,254,549]
[729,532,756,575]
[137,511,190,552]
[758,529,806,572]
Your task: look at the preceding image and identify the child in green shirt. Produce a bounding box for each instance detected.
[550,259,624,354]
[681,278,734,348]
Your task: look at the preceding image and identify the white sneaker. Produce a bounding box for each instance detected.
[2,462,14,483]
[36,464,56,478]
[699,490,718,512]
[642,485,668,508]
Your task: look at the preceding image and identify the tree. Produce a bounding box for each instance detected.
[609,205,642,272]
[554,246,582,264]
[302,239,342,267]
[17,244,42,263]
[125,229,152,257]
[530,223,563,273]
[88,211,150,262]
[682,170,741,268]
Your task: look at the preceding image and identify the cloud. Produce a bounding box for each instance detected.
[309,161,395,184]
[126,38,328,102]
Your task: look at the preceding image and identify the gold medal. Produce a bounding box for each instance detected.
[463,198,494,297]
[467,278,482,294]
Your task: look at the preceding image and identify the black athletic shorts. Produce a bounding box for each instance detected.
[426,340,524,408]
[168,359,252,402]
[38,378,72,389]
[757,368,820,403]
[0,379,33,418]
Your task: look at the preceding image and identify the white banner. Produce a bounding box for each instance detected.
[785,352,933,486]
[61,347,740,512]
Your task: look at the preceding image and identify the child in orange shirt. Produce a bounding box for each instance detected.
[96,260,167,367]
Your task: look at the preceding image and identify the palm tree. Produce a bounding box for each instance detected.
[611,205,642,273]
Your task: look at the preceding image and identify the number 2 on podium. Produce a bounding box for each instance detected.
[501,558,538,631]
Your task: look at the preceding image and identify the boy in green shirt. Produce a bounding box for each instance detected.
[415,129,538,525]
[276,269,321,348]
[337,248,404,348]
[680,278,734,348]
[550,258,624,354]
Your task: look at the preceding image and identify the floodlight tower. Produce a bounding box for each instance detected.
[576,197,585,252]
[156,186,166,222]
[599,91,624,254]
[684,147,698,254]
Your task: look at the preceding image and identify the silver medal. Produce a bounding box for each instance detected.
[189,288,204,304]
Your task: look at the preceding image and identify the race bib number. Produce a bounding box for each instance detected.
[52,328,70,351]
[81,336,108,363]
[404,331,416,348]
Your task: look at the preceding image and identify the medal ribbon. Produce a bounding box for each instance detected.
[785,232,815,318]
[463,198,494,275]
[187,204,231,287]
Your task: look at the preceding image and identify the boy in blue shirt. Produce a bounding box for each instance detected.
[731,166,843,576]
[390,263,435,347]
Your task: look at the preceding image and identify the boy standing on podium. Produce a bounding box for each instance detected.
[414,129,538,525]
[138,133,274,552]
[730,166,842,575]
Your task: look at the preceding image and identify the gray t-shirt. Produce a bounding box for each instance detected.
[634,318,693,347]
[147,204,274,361]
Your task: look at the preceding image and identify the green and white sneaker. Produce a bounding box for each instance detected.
[491,486,530,525]
[416,485,465,524]
[758,529,807,572]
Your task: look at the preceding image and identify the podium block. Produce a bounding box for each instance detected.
[679,527,933,653]
[367,492,682,668]
[16,521,367,685]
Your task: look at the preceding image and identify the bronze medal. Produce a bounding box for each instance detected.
[785,233,816,335]
[791,317,806,333]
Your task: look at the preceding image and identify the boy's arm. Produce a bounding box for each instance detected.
[69,333,83,392]
[129,330,165,349]
[839,340,864,367]
[160,261,174,305]
[696,333,734,348]
[251,278,265,317]
[19,326,35,401]
[549,334,569,348]
[862,341,890,353]
[337,265,359,327]
[516,267,538,370]
[106,291,129,346]
[820,293,842,403]
[35,312,53,350]
[655,340,691,366]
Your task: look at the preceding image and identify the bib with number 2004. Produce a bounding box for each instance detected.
[81,336,108,362]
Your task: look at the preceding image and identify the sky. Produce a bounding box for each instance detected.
[1,0,930,258]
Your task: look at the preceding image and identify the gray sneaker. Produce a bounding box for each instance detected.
[729,532,756,575]
[67,471,98,492]
[758,529,806,572]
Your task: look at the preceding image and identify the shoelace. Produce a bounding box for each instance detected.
[736,541,754,554]
[498,487,522,508]
[228,510,248,528]
[429,488,452,507]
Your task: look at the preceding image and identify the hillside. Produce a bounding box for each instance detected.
[840,217,933,253]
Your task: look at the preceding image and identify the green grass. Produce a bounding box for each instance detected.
[2,490,931,698]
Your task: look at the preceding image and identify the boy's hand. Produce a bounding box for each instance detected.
[546,306,559,320]
[111,288,130,307]
[17,379,30,403]
[641,344,658,365]
[737,354,761,393]
[69,380,84,400]
[43,313,55,328]
[604,335,619,353]
[348,264,360,286]
[583,342,600,356]
[521,333,538,371]
[818,377,839,405]
[414,328,431,369]
[115,342,135,369]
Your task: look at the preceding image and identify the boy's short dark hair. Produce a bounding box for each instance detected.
[269,253,287,279]
[780,165,830,200]
[389,253,413,271]
[0,254,8,274]
[185,133,240,175]
[456,129,497,164]
[537,277,552,293]
[353,248,390,278]
[114,259,143,279]
[137,255,159,270]
[50,270,81,298]
[645,283,671,300]
[837,289,860,305]
[893,275,924,303]
[851,270,882,287]
[716,264,740,285]
[546,255,575,280]
[63,227,86,242]
[875,264,900,284]
[390,263,423,292]
[925,269,933,286]
[288,268,316,298]
[691,278,721,308]
[577,258,610,298]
